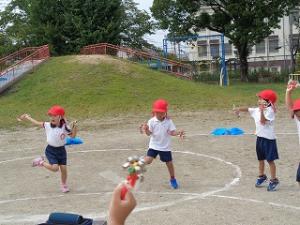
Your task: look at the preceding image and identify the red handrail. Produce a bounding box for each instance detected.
[0,45,50,77]
[80,43,192,79]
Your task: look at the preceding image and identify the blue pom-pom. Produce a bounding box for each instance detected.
[65,137,83,145]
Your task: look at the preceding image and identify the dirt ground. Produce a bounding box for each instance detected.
[0,109,300,225]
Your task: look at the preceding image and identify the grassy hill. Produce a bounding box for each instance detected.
[0,55,286,128]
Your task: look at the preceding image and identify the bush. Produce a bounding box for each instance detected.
[193,72,220,83]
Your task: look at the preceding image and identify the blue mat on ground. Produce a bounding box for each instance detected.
[211,127,244,136]
[65,137,83,145]
[37,212,94,225]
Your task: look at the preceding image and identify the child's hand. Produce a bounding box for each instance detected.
[70,120,78,129]
[287,80,297,92]
[108,182,136,225]
[178,130,185,139]
[139,123,149,134]
[232,105,240,118]
[17,114,30,121]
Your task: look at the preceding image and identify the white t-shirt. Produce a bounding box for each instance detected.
[248,107,276,140]
[294,117,300,145]
[147,117,176,152]
[44,122,71,147]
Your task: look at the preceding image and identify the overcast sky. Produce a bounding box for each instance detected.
[0,0,166,47]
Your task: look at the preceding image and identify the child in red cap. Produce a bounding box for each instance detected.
[19,105,77,193]
[140,99,184,189]
[286,81,300,186]
[234,90,280,191]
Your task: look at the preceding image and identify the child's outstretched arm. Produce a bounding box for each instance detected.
[286,84,296,112]
[169,129,185,139]
[233,107,249,115]
[18,114,43,127]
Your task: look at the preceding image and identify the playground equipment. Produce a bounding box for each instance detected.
[0,45,50,93]
[80,43,192,80]
[163,34,228,86]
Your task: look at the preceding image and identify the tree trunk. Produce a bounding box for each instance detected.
[240,54,249,82]
[236,43,249,82]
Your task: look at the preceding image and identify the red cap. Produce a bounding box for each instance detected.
[48,105,65,116]
[152,99,168,113]
[257,89,277,104]
[293,99,300,111]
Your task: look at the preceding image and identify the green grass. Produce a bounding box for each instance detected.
[0,55,287,128]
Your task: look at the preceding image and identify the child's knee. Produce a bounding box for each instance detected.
[145,156,154,164]
[52,165,59,172]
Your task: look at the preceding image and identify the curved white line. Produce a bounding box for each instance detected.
[0,148,241,224]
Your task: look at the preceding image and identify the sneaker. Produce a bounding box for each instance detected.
[61,184,70,193]
[255,175,267,187]
[32,156,44,167]
[267,178,280,191]
[170,178,178,189]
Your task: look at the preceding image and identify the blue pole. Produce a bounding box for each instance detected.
[220,34,227,86]
[163,39,168,58]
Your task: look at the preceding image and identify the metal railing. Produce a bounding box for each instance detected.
[81,43,192,79]
[0,45,50,93]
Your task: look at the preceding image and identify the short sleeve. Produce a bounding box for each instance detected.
[264,107,275,121]
[147,119,153,132]
[248,108,255,117]
[44,122,50,130]
[169,119,176,131]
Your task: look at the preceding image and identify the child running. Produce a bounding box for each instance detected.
[140,99,184,189]
[233,89,280,191]
[18,105,77,193]
[285,80,300,186]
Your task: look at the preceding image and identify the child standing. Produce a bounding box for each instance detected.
[140,99,184,189]
[19,105,77,193]
[234,89,280,191]
[285,81,300,186]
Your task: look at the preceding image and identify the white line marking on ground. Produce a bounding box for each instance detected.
[211,194,300,210]
[0,148,241,224]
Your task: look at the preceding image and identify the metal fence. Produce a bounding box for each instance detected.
[0,45,50,93]
[81,43,192,79]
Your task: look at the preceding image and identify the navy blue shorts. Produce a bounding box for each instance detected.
[147,148,172,162]
[45,145,67,165]
[256,137,279,161]
[297,163,300,182]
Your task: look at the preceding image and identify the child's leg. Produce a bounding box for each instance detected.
[144,156,154,164]
[296,162,300,186]
[166,161,175,178]
[59,165,67,185]
[42,162,59,172]
[268,161,276,180]
[145,149,158,164]
[258,160,265,176]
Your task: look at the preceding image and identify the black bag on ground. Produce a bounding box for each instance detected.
[37,212,106,225]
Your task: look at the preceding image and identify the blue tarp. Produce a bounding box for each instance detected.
[65,137,83,145]
[211,127,244,136]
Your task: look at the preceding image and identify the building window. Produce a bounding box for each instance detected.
[197,40,207,57]
[269,35,279,53]
[256,40,265,54]
[210,39,220,58]
[290,34,300,49]
[224,43,232,56]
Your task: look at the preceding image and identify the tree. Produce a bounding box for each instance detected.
[120,0,154,49]
[151,0,300,81]
[0,0,123,55]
